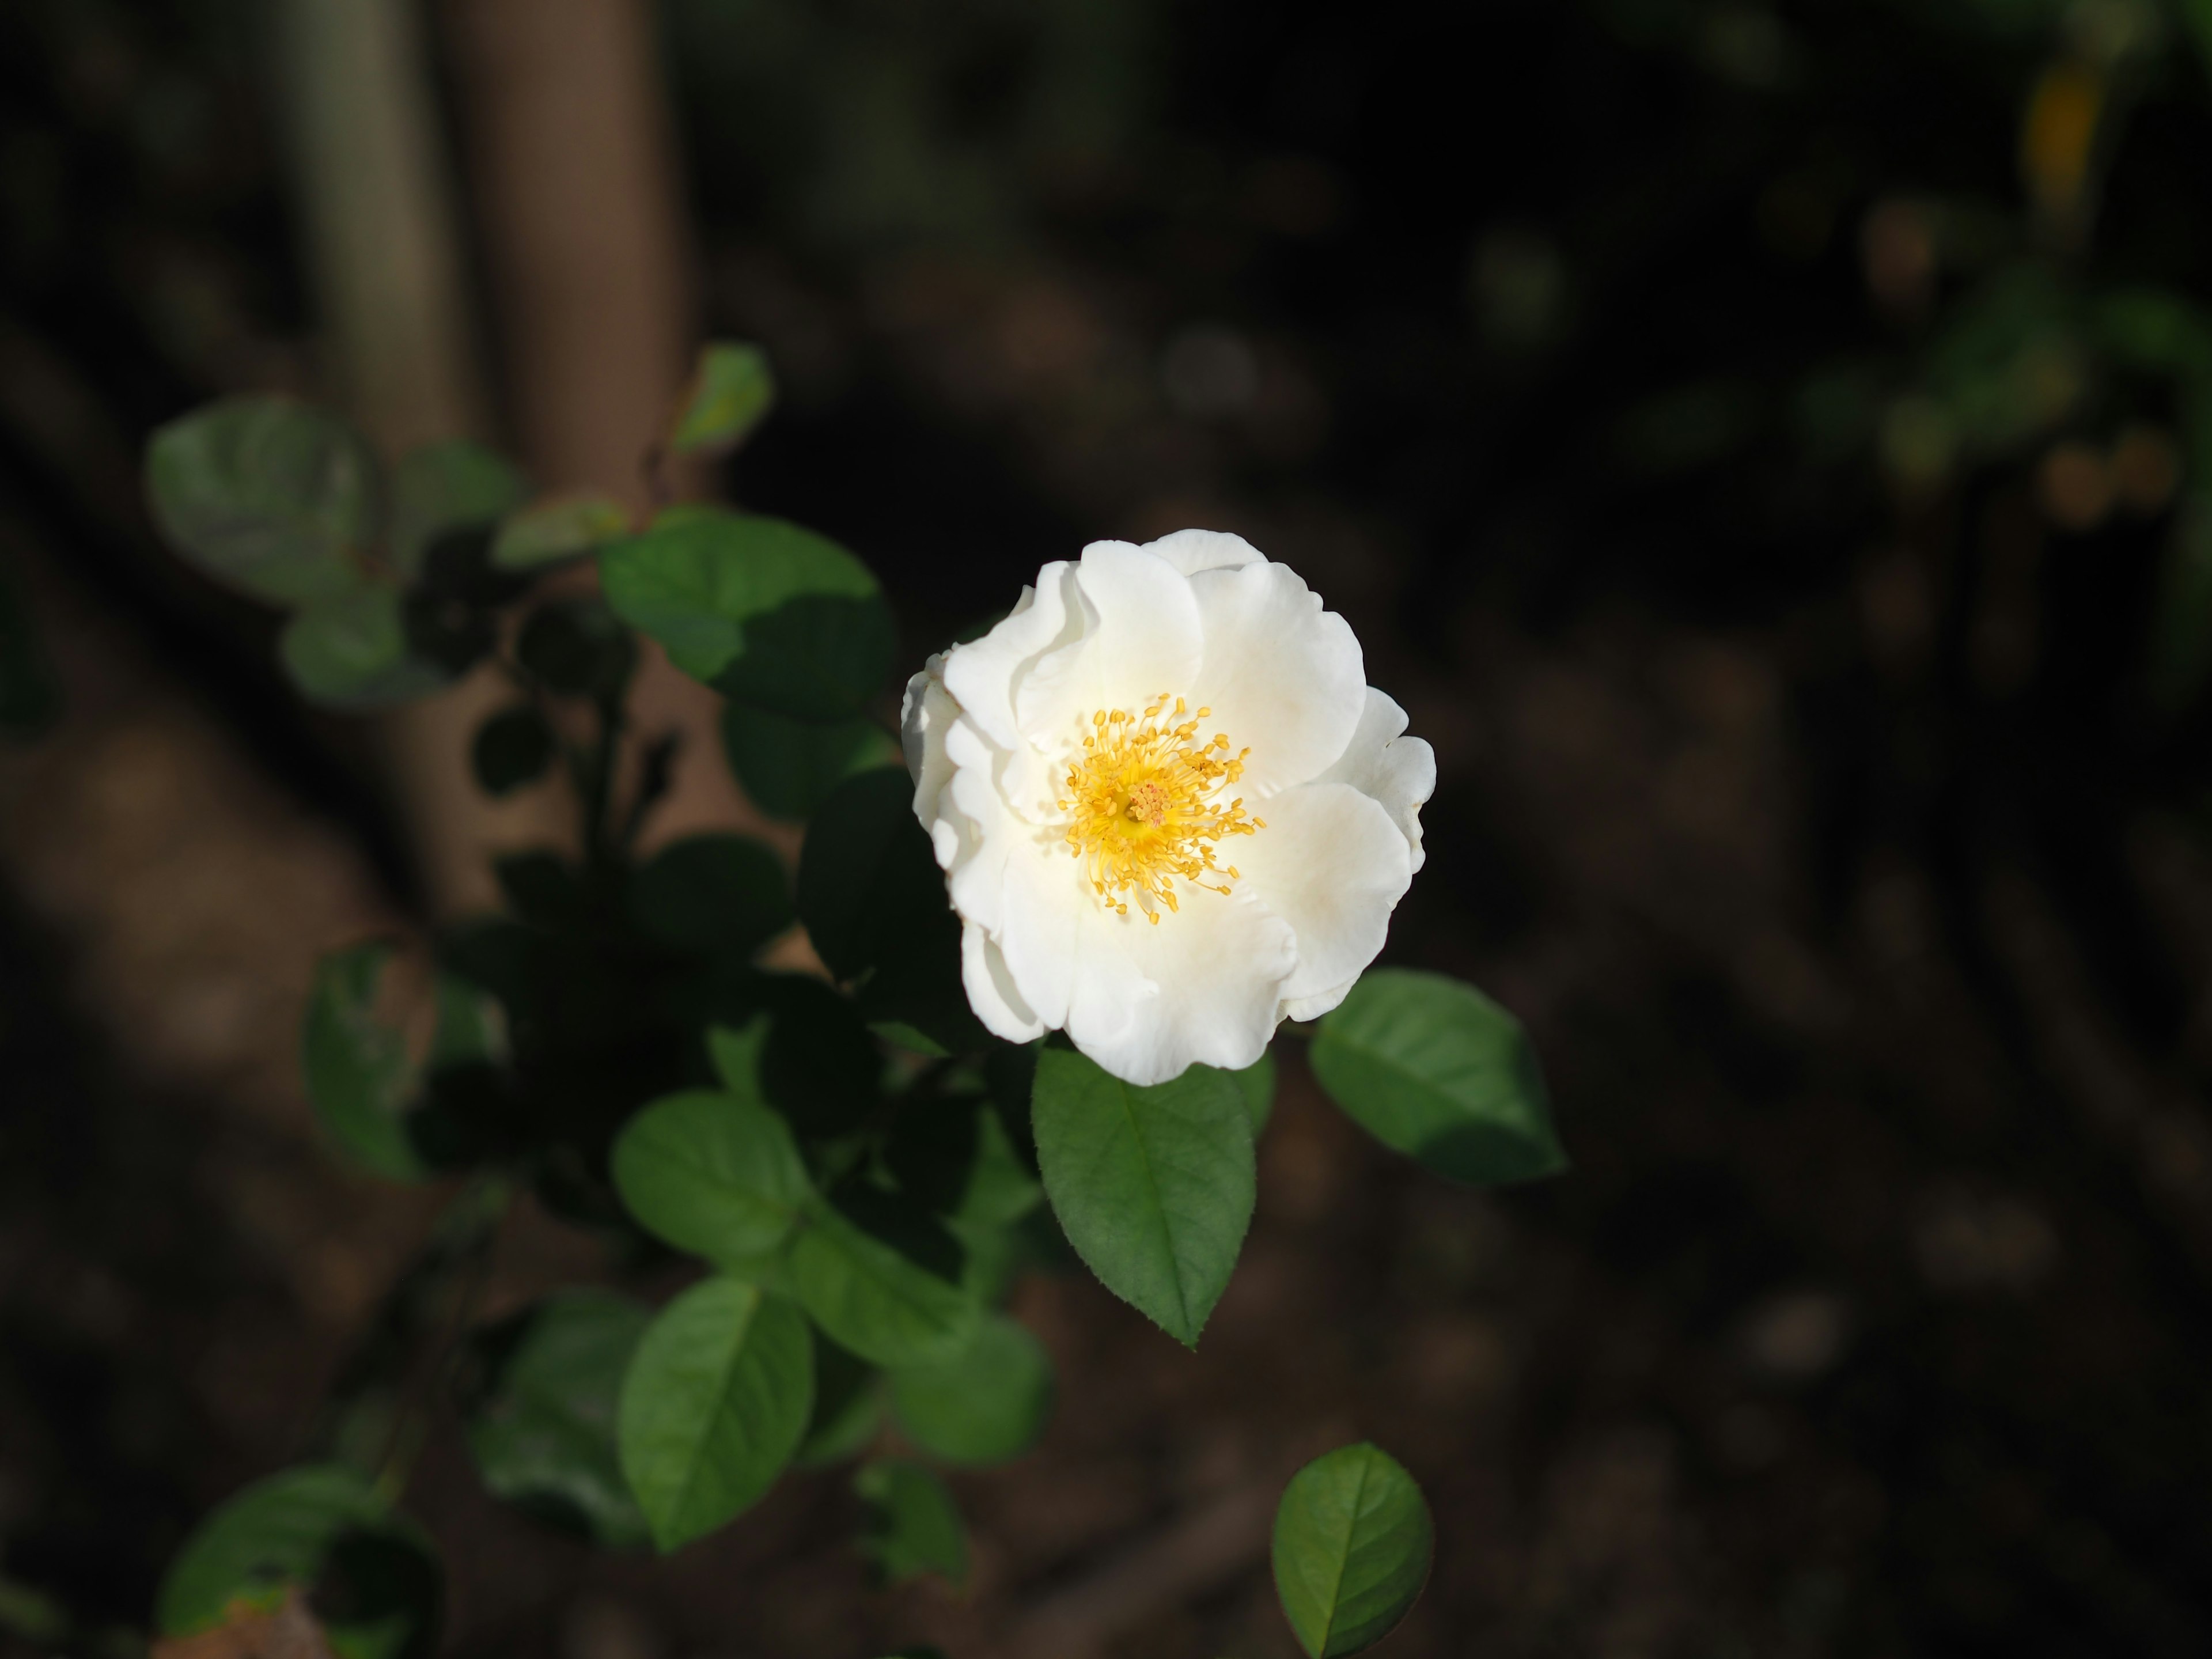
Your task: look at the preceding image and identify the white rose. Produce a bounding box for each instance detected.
[900,529,1435,1086]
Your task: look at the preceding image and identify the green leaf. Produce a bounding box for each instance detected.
[798,768,983,1054]
[1234,1047,1278,1138]
[612,1090,812,1266]
[471,705,555,797]
[157,1465,441,1659]
[464,1291,652,1549]
[518,596,637,700]
[854,1459,967,1588]
[1271,1443,1434,1659]
[302,944,423,1182]
[697,975,881,1140]
[628,834,793,958]
[797,1326,884,1466]
[1029,1048,1255,1347]
[145,396,376,606]
[492,494,632,571]
[388,440,527,579]
[1309,970,1563,1186]
[616,1278,814,1552]
[889,1313,1054,1467]
[790,1193,982,1368]
[279,587,449,710]
[885,1094,1041,1228]
[722,702,899,821]
[2093,286,2212,384]
[669,341,777,456]
[599,509,893,721]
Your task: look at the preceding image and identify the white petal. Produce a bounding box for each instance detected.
[1128,528,1265,576]
[1314,688,1436,874]
[942,566,1082,751]
[961,922,1046,1041]
[900,654,958,827]
[1186,560,1366,795]
[1062,888,1298,1085]
[1281,978,1357,1023]
[1234,781,1411,1003]
[1015,542,1203,747]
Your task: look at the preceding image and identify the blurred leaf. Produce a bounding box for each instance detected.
[2092,287,2212,384]
[888,1312,1053,1467]
[600,509,893,721]
[668,342,777,456]
[628,834,793,958]
[1233,1048,1277,1138]
[156,1465,441,1659]
[885,1094,1041,1227]
[464,1291,652,1549]
[388,441,527,580]
[1309,970,1563,1187]
[517,597,637,700]
[471,706,555,797]
[721,702,899,821]
[615,1278,813,1553]
[611,1089,812,1266]
[302,944,423,1183]
[796,1326,884,1466]
[145,396,377,605]
[699,974,882,1140]
[790,1191,981,1368]
[1271,1443,1433,1659]
[853,1459,967,1588]
[0,557,59,737]
[2152,494,2212,704]
[491,494,631,571]
[1029,1048,1254,1347]
[798,768,983,1054]
[279,588,450,710]
[493,851,584,929]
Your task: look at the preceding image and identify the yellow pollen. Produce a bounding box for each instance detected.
[1062,691,1259,918]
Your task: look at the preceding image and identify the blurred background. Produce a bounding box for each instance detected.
[6,0,2212,1653]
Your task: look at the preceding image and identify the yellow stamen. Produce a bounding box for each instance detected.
[1060,691,1261,918]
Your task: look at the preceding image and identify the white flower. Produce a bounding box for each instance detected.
[901,529,1435,1086]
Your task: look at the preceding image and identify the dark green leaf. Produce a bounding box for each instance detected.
[854,1459,967,1588]
[518,596,637,700]
[669,342,777,456]
[156,1464,441,1659]
[464,1291,652,1548]
[492,494,632,571]
[1309,970,1563,1186]
[797,1325,884,1467]
[790,1193,981,1368]
[388,441,527,579]
[1030,1048,1254,1347]
[616,1278,813,1552]
[612,1090,811,1266]
[889,1313,1053,1467]
[1271,1443,1433,1659]
[302,944,423,1182]
[471,706,555,797]
[721,702,898,820]
[885,1094,1041,1228]
[493,851,584,929]
[1234,1048,1278,1138]
[699,975,881,1140]
[599,509,893,720]
[629,834,792,957]
[2092,287,2212,383]
[279,587,449,710]
[145,396,376,605]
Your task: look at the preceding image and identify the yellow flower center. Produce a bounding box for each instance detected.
[1057,694,1264,923]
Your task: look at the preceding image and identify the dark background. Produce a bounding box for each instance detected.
[5,0,2212,1654]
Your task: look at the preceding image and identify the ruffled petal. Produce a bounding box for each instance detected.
[900,655,957,825]
[1281,978,1358,1023]
[941,565,1082,751]
[1233,781,1411,1004]
[1014,542,1203,748]
[1061,888,1298,1085]
[1130,528,1264,576]
[1313,688,1436,873]
[961,921,1046,1041]
[1187,560,1366,795]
